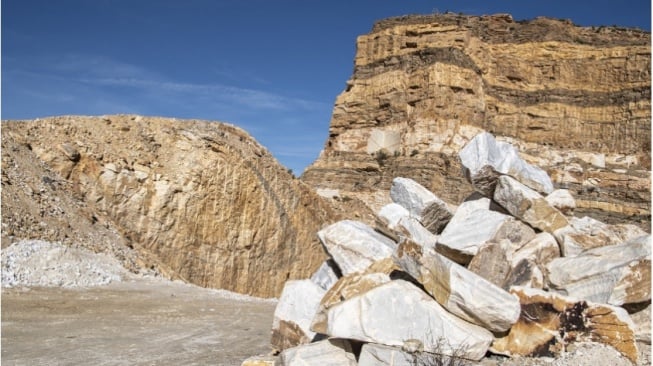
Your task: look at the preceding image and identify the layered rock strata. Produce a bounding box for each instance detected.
[302,13,651,229]
[2,115,338,297]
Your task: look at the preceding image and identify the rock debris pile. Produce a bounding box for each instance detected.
[2,239,127,288]
[245,132,651,365]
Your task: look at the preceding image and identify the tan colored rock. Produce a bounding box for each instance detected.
[492,286,639,364]
[546,235,651,306]
[301,14,650,230]
[494,175,569,233]
[317,220,397,276]
[395,241,521,332]
[325,280,494,361]
[390,177,453,233]
[3,116,339,298]
[271,280,325,351]
[279,339,357,366]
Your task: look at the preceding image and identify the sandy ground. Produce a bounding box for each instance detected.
[1,277,276,366]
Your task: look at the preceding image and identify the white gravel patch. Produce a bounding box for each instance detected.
[2,239,127,288]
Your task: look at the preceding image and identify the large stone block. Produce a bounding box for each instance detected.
[395,241,521,333]
[546,235,651,305]
[310,258,397,334]
[271,280,325,351]
[325,280,494,361]
[553,216,648,257]
[317,220,397,276]
[494,175,568,233]
[492,287,639,364]
[459,132,554,195]
[436,205,528,264]
[390,177,453,234]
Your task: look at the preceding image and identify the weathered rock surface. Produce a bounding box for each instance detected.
[459,132,554,195]
[390,177,453,233]
[358,343,452,366]
[546,235,651,305]
[492,287,639,364]
[279,339,357,366]
[494,175,569,233]
[395,241,521,332]
[302,14,651,230]
[2,115,339,297]
[271,279,325,351]
[553,216,648,256]
[241,355,278,366]
[325,280,494,361]
[317,220,397,275]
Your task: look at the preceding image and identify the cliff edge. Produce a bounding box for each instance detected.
[302,13,650,229]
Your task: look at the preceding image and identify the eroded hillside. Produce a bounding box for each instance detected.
[2,115,341,297]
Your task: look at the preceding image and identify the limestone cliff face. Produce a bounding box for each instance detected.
[2,115,338,297]
[303,14,651,228]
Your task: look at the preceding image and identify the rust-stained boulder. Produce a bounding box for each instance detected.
[494,175,569,233]
[492,287,639,364]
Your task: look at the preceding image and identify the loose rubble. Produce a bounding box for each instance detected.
[249,132,650,366]
[1,239,127,288]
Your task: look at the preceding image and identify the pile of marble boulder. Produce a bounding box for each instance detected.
[251,132,651,365]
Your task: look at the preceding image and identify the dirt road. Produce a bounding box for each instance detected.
[1,278,276,366]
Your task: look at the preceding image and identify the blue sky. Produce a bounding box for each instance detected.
[3,1,651,175]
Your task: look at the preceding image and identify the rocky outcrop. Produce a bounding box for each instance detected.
[302,13,651,230]
[2,115,339,297]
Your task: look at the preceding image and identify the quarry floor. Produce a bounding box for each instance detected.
[1,277,276,366]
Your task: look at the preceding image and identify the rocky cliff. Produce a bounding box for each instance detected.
[302,13,651,229]
[2,115,340,297]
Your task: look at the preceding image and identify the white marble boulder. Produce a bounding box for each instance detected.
[546,235,651,306]
[390,177,453,234]
[310,259,397,334]
[317,220,397,276]
[553,216,648,257]
[271,279,326,351]
[395,241,521,333]
[459,132,554,196]
[492,287,639,364]
[325,280,494,361]
[358,343,454,366]
[436,203,531,264]
[494,175,568,233]
[279,339,357,366]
